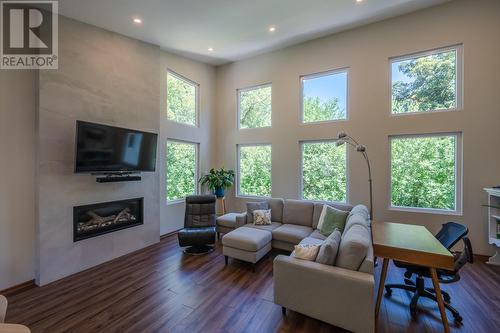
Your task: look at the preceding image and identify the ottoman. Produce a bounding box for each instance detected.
[222,227,272,271]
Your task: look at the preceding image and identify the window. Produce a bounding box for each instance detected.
[166,140,198,202]
[167,71,198,126]
[390,133,462,213]
[301,69,348,123]
[301,141,347,202]
[238,84,272,129]
[237,144,272,197]
[391,46,462,114]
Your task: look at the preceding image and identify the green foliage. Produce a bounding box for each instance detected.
[239,145,272,197]
[199,168,235,190]
[391,136,456,210]
[166,141,196,201]
[303,96,345,123]
[167,73,197,125]
[392,50,456,113]
[302,142,347,202]
[239,86,272,128]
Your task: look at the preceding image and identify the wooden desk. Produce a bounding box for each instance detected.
[373,222,454,333]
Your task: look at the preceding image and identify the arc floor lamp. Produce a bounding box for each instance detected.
[336,132,373,220]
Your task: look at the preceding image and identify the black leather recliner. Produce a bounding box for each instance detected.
[178,195,217,254]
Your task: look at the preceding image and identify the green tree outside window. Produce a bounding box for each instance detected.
[166,141,197,201]
[238,145,272,197]
[239,85,272,129]
[167,72,197,126]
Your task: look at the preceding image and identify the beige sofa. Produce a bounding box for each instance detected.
[220,198,374,333]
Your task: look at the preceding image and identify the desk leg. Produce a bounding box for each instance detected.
[430,268,450,333]
[375,258,389,320]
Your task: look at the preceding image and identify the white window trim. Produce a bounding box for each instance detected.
[166,138,200,205]
[389,44,463,116]
[388,132,463,215]
[166,69,200,128]
[237,83,272,130]
[236,143,272,199]
[299,139,349,204]
[300,67,350,124]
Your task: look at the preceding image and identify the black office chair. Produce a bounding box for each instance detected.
[177,195,217,254]
[385,222,473,323]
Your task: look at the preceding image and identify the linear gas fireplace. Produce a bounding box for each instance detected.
[73,198,143,242]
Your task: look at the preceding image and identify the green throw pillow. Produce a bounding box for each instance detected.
[319,205,349,236]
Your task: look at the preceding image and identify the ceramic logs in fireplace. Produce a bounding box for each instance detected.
[73,198,143,242]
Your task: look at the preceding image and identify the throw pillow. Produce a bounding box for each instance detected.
[246,202,269,224]
[292,243,320,261]
[317,205,349,236]
[253,209,272,225]
[315,229,342,265]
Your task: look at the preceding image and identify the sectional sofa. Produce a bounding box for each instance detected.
[217,198,375,333]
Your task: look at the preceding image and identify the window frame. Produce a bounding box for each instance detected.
[166,138,200,205]
[236,143,272,199]
[388,132,463,215]
[237,83,273,130]
[389,44,463,116]
[166,69,200,127]
[300,67,350,124]
[299,139,349,204]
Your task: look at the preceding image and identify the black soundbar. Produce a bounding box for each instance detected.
[96,175,142,183]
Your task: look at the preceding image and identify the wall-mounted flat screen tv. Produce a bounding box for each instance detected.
[75,121,158,173]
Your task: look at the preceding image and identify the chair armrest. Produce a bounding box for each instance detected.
[274,255,374,333]
[235,212,247,228]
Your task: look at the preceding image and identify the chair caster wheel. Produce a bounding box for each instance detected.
[453,314,463,322]
[385,287,392,297]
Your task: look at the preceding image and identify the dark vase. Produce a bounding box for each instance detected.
[214,187,225,198]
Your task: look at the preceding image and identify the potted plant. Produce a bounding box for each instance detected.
[199,168,235,198]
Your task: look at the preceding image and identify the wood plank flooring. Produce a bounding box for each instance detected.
[5,234,500,333]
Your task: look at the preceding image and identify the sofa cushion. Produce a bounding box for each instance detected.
[246,201,269,224]
[336,224,371,271]
[343,205,371,235]
[253,209,272,225]
[312,202,353,229]
[245,222,282,232]
[315,229,341,265]
[222,227,272,252]
[317,205,349,236]
[298,236,325,247]
[292,243,320,261]
[308,229,327,241]
[216,213,241,228]
[273,224,313,245]
[283,199,314,226]
[266,198,284,222]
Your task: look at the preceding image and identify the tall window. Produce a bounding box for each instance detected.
[166,140,198,202]
[390,133,461,213]
[301,69,348,123]
[238,84,272,129]
[237,144,272,197]
[391,46,462,114]
[167,71,198,126]
[301,141,347,202]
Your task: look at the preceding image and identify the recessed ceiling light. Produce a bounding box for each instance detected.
[356,0,363,3]
[208,47,214,52]
[268,26,276,32]
[133,18,142,24]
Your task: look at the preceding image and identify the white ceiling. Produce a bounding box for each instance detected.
[58,0,450,66]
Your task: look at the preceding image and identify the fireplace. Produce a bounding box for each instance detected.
[73,198,143,242]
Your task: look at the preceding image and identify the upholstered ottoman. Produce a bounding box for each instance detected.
[222,227,272,271]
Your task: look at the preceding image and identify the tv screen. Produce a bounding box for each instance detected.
[75,121,158,173]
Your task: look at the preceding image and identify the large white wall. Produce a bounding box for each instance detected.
[0,71,36,290]
[215,0,500,256]
[159,52,217,235]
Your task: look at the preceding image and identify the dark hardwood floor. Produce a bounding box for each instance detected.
[6,234,500,333]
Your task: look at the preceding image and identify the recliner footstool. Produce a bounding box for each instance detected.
[222,226,272,271]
